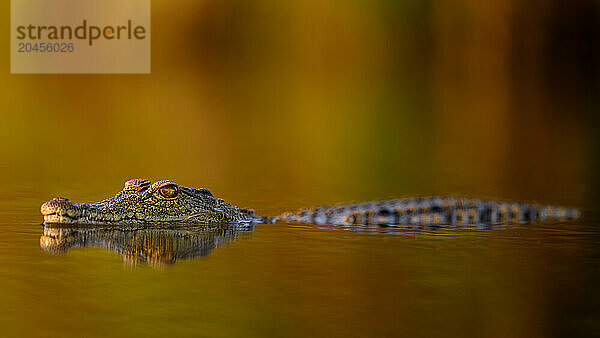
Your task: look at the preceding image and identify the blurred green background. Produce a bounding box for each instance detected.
[1,0,598,210]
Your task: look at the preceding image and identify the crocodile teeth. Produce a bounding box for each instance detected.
[87,210,97,219]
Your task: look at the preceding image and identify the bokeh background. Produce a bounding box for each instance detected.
[1,2,600,337]
[1,0,598,211]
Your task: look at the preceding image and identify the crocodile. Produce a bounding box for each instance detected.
[40,178,580,227]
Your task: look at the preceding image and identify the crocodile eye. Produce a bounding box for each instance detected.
[159,184,178,199]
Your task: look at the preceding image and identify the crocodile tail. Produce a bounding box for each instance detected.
[273,197,581,226]
[259,216,278,224]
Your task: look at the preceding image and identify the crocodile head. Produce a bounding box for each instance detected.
[40,179,259,225]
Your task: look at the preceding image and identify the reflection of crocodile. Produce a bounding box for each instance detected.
[41,179,580,227]
[40,224,248,267]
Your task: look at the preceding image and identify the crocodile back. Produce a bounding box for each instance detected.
[275,197,580,226]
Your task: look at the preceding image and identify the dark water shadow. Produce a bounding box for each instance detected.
[40,223,254,268]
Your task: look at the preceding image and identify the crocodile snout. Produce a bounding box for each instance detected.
[41,197,72,215]
[41,197,82,223]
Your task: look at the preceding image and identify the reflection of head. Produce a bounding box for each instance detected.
[40,224,250,267]
[41,179,261,225]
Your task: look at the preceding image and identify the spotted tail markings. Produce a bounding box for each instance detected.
[276,197,580,226]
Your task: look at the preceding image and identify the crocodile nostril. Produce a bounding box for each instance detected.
[40,201,55,215]
[40,197,74,215]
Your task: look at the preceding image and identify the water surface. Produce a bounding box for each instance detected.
[1,185,598,338]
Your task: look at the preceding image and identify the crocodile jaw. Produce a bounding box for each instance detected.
[42,213,80,224]
[41,197,84,224]
[40,196,160,225]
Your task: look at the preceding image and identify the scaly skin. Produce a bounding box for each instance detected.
[41,179,580,226]
[41,179,262,225]
[276,197,580,226]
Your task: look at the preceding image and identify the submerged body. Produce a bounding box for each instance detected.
[40,179,580,227]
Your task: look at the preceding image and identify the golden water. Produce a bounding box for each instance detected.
[0,183,598,337]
